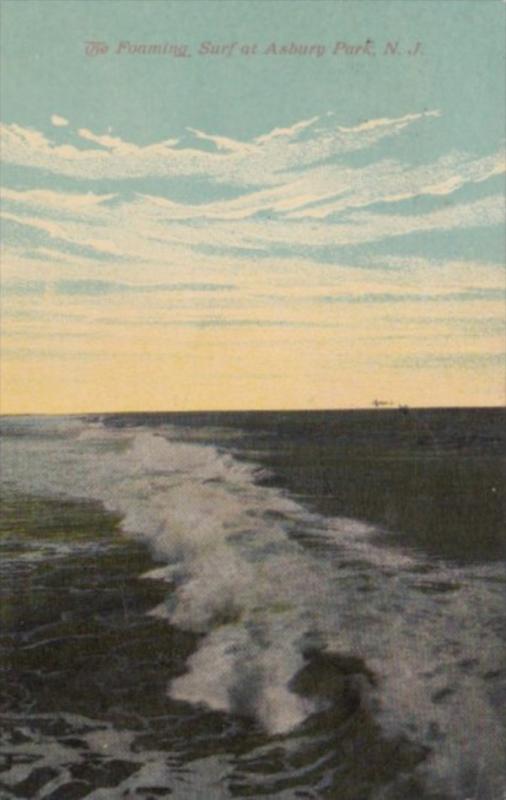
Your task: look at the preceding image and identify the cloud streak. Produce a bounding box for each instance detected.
[51,114,69,127]
[1,110,441,185]
[1,111,504,354]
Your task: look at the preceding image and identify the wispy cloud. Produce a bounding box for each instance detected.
[1,210,123,257]
[1,111,504,362]
[0,110,441,185]
[3,189,502,266]
[1,107,503,274]
[51,114,69,128]
[1,279,236,296]
[1,187,116,212]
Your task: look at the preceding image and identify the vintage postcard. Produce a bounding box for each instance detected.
[0,1,505,798]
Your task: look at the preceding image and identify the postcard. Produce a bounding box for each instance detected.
[0,1,505,798]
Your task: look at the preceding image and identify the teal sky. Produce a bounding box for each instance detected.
[2,0,505,147]
[1,0,505,412]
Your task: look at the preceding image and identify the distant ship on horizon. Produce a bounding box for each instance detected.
[372,399,394,408]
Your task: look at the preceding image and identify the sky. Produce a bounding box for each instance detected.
[0,0,505,413]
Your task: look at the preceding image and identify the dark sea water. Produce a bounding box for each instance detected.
[0,409,505,800]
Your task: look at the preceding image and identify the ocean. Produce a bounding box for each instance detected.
[0,409,505,800]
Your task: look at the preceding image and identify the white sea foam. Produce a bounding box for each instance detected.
[1,416,505,799]
[0,712,240,800]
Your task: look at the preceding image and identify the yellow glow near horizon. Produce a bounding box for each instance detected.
[1,295,504,414]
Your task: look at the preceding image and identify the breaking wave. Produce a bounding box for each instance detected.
[1,415,505,799]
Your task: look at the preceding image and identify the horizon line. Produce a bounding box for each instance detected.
[1,403,505,419]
